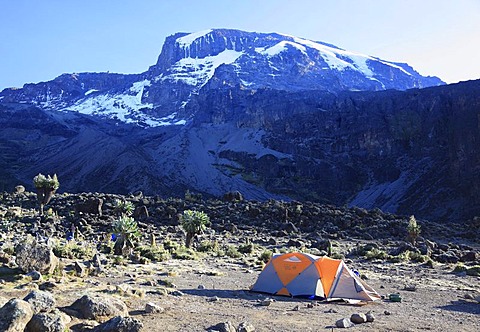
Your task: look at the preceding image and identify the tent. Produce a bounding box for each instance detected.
[251,252,380,302]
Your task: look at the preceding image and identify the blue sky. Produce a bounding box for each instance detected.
[1,0,479,89]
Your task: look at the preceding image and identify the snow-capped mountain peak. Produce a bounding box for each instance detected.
[0,28,444,128]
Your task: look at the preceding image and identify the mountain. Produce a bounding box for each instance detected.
[2,29,477,224]
[1,29,443,128]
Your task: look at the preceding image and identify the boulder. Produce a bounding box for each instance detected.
[69,294,128,321]
[24,290,56,314]
[133,205,149,220]
[91,316,143,332]
[75,198,103,216]
[350,313,367,324]
[25,311,67,332]
[335,318,354,328]
[145,302,164,314]
[14,185,25,194]
[209,321,237,332]
[0,299,34,332]
[238,322,255,332]
[223,191,243,202]
[15,239,59,274]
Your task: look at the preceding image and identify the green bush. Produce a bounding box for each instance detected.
[238,242,255,254]
[53,240,94,259]
[137,245,170,262]
[113,199,134,216]
[33,173,60,190]
[406,215,421,245]
[225,245,242,258]
[172,246,198,260]
[197,240,219,253]
[259,249,273,263]
[364,248,388,260]
[112,214,141,255]
[180,210,210,248]
[163,238,180,252]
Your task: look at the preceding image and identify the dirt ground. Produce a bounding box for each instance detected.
[2,243,478,332]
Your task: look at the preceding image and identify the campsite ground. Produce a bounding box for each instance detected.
[2,240,478,331]
[1,192,479,331]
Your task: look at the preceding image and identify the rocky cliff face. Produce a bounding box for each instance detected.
[1,29,475,223]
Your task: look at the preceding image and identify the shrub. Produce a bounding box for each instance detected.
[136,245,170,262]
[180,210,210,248]
[33,173,60,190]
[113,199,134,216]
[112,214,141,256]
[364,248,388,260]
[238,242,255,254]
[172,246,198,260]
[197,240,219,253]
[406,215,421,245]
[33,173,59,215]
[53,240,95,260]
[225,245,242,258]
[259,249,273,263]
[163,238,180,252]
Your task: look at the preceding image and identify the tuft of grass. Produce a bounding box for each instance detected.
[225,245,242,258]
[197,240,219,253]
[259,250,273,263]
[53,240,95,260]
[163,238,180,252]
[238,242,255,254]
[172,246,198,260]
[136,245,170,262]
[364,248,388,260]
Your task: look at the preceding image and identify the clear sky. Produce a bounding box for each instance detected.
[1,0,479,90]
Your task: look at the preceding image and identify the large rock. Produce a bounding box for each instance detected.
[75,198,103,216]
[69,295,128,321]
[24,290,56,314]
[91,316,143,332]
[25,311,67,332]
[15,239,59,275]
[0,299,34,332]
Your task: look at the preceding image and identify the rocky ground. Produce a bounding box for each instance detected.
[0,189,479,331]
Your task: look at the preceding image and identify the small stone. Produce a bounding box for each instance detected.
[336,318,354,328]
[324,308,337,314]
[198,284,206,290]
[26,271,42,281]
[404,284,416,291]
[171,290,184,296]
[259,298,274,306]
[384,310,391,315]
[350,313,367,324]
[145,302,164,314]
[366,311,375,322]
[210,321,237,332]
[238,321,255,332]
[292,305,300,311]
[206,296,219,302]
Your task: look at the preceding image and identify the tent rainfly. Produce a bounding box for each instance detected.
[251,252,380,302]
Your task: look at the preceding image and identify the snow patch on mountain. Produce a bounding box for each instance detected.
[60,79,186,127]
[164,49,243,86]
[261,41,307,57]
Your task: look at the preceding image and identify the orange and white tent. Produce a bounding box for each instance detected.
[251,252,380,302]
